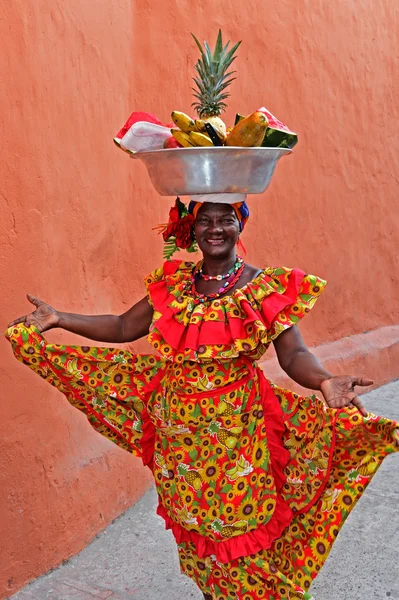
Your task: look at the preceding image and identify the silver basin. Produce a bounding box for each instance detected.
[132,146,291,196]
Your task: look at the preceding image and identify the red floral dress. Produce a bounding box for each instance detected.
[6,261,399,600]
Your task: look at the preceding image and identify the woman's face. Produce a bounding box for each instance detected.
[194,203,240,259]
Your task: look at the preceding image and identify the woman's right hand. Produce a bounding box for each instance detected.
[8,294,59,333]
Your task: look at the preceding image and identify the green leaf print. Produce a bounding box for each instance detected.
[247,422,256,436]
[307,274,317,286]
[288,314,300,323]
[193,403,202,418]
[220,484,233,494]
[243,486,253,501]
[261,456,270,470]
[21,329,29,343]
[308,461,317,475]
[189,448,199,462]
[290,412,301,426]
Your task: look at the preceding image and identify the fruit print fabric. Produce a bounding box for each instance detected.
[6,261,399,599]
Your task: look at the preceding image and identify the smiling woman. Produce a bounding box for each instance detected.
[5,197,399,600]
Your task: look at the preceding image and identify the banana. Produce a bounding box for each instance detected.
[237,456,248,470]
[195,117,227,142]
[194,119,207,133]
[171,128,195,147]
[171,111,197,133]
[188,131,214,147]
[226,465,238,479]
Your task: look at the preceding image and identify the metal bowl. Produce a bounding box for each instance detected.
[132,146,291,196]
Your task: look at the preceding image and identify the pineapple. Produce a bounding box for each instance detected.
[177,463,203,490]
[358,456,379,477]
[217,400,235,416]
[207,421,242,449]
[212,518,248,538]
[191,30,241,141]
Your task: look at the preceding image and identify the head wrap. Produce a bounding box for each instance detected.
[188,199,250,232]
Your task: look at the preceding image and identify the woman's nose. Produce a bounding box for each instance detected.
[208,221,223,232]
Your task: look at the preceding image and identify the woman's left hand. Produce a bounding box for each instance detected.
[320,375,374,417]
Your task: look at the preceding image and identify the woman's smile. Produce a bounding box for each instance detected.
[205,237,225,245]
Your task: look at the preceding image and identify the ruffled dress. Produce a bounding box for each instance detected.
[6,261,399,600]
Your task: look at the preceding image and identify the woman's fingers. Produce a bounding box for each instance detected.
[352,376,374,388]
[351,378,373,416]
[27,294,43,307]
[8,316,27,327]
[8,294,43,327]
[350,395,368,417]
[7,295,46,328]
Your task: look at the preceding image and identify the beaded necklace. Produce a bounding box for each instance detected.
[190,257,245,303]
[197,256,244,281]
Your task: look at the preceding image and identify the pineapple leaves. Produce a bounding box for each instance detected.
[191,33,206,57]
[191,29,241,117]
[213,29,224,62]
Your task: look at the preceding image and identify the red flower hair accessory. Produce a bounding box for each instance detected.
[154,198,198,260]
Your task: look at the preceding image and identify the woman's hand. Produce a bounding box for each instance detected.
[320,375,374,417]
[8,294,59,333]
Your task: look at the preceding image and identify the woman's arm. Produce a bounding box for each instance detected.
[273,325,332,390]
[273,326,373,416]
[8,294,154,343]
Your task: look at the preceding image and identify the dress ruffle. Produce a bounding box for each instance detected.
[144,260,326,362]
[157,494,292,563]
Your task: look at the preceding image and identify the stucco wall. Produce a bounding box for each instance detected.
[1,0,398,596]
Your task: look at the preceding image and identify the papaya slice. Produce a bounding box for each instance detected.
[226,111,269,147]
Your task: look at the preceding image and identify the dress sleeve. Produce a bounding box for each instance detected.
[144,260,192,309]
[144,265,165,307]
[249,267,327,342]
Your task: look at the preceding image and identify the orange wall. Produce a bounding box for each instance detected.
[1,0,398,596]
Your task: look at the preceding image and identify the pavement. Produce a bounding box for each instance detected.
[11,381,399,600]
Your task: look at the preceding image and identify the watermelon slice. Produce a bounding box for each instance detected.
[257,107,298,149]
[114,111,163,149]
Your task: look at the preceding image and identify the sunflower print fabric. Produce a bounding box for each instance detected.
[6,260,399,600]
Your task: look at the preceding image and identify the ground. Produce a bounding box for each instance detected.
[11,381,399,600]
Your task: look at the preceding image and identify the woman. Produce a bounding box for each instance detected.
[7,200,399,600]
